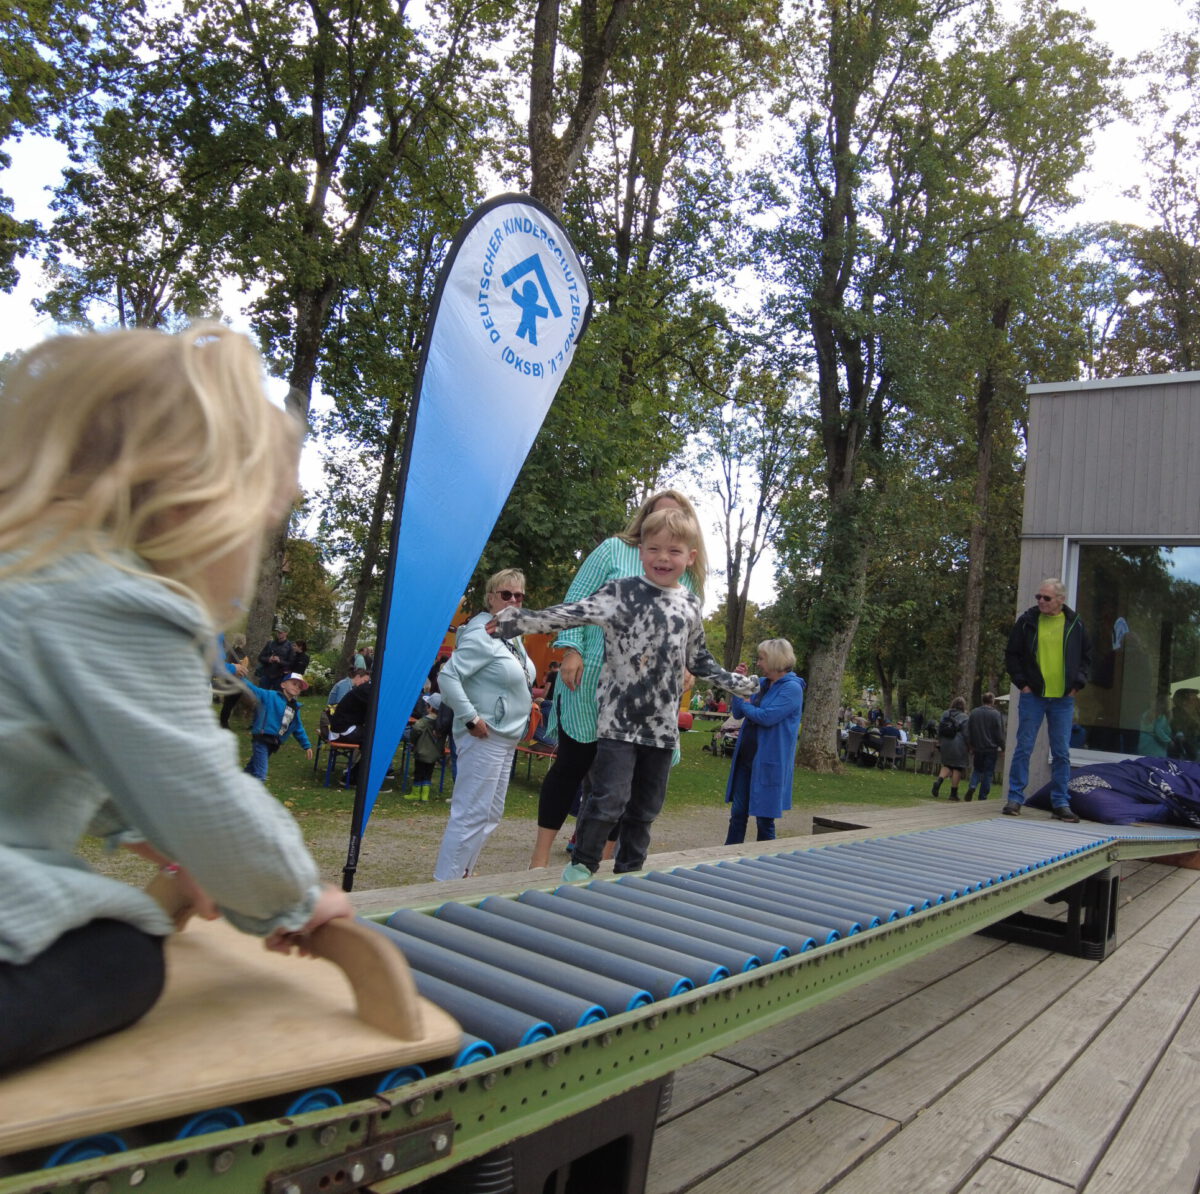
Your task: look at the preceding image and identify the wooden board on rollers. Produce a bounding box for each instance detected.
[0,917,461,1155]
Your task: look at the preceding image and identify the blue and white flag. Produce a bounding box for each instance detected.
[343,194,593,888]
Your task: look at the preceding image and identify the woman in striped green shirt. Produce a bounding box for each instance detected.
[529,489,707,868]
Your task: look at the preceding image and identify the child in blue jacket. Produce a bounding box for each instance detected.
[244,672,313,780]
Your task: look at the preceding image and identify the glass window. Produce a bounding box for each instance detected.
[1074,544,1200,759]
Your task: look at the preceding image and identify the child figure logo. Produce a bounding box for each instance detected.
[475,207,587,380]
[502,254,561,346]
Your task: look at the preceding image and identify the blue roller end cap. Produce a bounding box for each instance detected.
[453,1036,497,1068]
[518,1021,557,1047]
[285,1087,343,1115]
[175,1108,246,1138]
[376,1066,427,1093]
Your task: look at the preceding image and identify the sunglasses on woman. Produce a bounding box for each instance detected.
[497,590,525,603]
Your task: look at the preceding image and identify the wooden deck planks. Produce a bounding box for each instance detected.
[713,936,1006,1073]
[995,910,1200,1187]
[962,1159,1074,1192]
[662,1056,756,1122]
[648,859,1200,1194]
[683,1101,898,1194]
[1080,977,1200,1193]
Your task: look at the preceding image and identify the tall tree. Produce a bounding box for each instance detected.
[314,170,481,680]
[527,0,637,211]
[1127,6,1200,372]
[696,358,806,668]
[758,0,979,771]
[759,0,1112,770]
[39,0,514,654]
[943,3,1113,698]
[0,0,123,289]
[487,0,782,599]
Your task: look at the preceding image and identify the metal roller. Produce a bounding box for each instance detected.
[712,858,911,921]
[745,853,934,910]
[388,907,653,1014]
[473,898,696,998]
[641,871,842,943]
[822,843,989,892]
[611,877,816,955]
[761,849,947,904]
[662,868,870,936]
[570,881,793,962]
[376,920,606,1031]
[834,839,1010,885]
[540,885,764,972]
[503,893,729,986]
[396,964,554,1052]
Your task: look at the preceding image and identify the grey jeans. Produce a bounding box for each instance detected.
[572,738,673,874]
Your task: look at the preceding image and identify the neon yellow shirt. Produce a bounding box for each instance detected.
[1038,613,1067,698]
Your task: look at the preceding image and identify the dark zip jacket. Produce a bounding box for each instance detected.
[1005,603,1092,696]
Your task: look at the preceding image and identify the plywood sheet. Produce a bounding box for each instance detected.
[0,918,460,1154]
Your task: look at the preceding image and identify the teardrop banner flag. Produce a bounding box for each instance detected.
[342,194,593,890]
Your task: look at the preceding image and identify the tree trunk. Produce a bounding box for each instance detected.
[335,406,403,679]
[874,654,895,722]
[244,280,339,653]
[795,500,871,771]
[527,0,635,213]
[796,612,862,772]
[723,533,746,669]
[953,300,1009,699]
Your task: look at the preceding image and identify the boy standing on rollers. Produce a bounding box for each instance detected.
[488,508,756,881]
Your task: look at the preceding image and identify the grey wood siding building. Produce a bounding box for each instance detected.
[1010,369,1200,793]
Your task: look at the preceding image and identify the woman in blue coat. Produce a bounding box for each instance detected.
[723,639,806,844]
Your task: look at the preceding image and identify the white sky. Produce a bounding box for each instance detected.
[0,0,1191,610]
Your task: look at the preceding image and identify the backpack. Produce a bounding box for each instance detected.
[937,711,960,739]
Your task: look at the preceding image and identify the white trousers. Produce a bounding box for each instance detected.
[433,732,516,881]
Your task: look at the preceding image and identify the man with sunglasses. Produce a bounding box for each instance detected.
[1002,578,1093,821]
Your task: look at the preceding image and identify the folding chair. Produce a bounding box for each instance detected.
[913,738,939,775]
[843,729,865,765]
[876,736,900,769]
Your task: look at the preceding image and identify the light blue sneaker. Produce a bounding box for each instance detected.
[562,862,592,883]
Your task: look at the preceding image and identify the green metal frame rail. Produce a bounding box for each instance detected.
[3,828,1198,1194]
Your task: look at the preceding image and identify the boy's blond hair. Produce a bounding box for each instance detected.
[619,488,707,597]
[639,507,702,553]
[0,325,300,622]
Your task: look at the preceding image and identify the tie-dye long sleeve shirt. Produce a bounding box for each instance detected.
[494,576,757,749]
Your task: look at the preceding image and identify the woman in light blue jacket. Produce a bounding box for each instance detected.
[724,639,806,845]
[434,569,536,880]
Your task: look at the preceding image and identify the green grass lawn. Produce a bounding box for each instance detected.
[254,695,934,822]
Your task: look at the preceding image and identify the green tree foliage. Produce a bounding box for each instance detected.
[38,0,516,654]
[757,0,1112,771]
[936,2,1114,698]
[276,537,340,652]
[1095,15,1200,373]
[695,356,807,668]
[0,0,125,289]
[314,176,482,678]
[39,105,227,327]
[484,0,783,603]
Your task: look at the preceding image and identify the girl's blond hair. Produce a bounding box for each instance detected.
[0,325,300,622]
[617,488,707,598]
